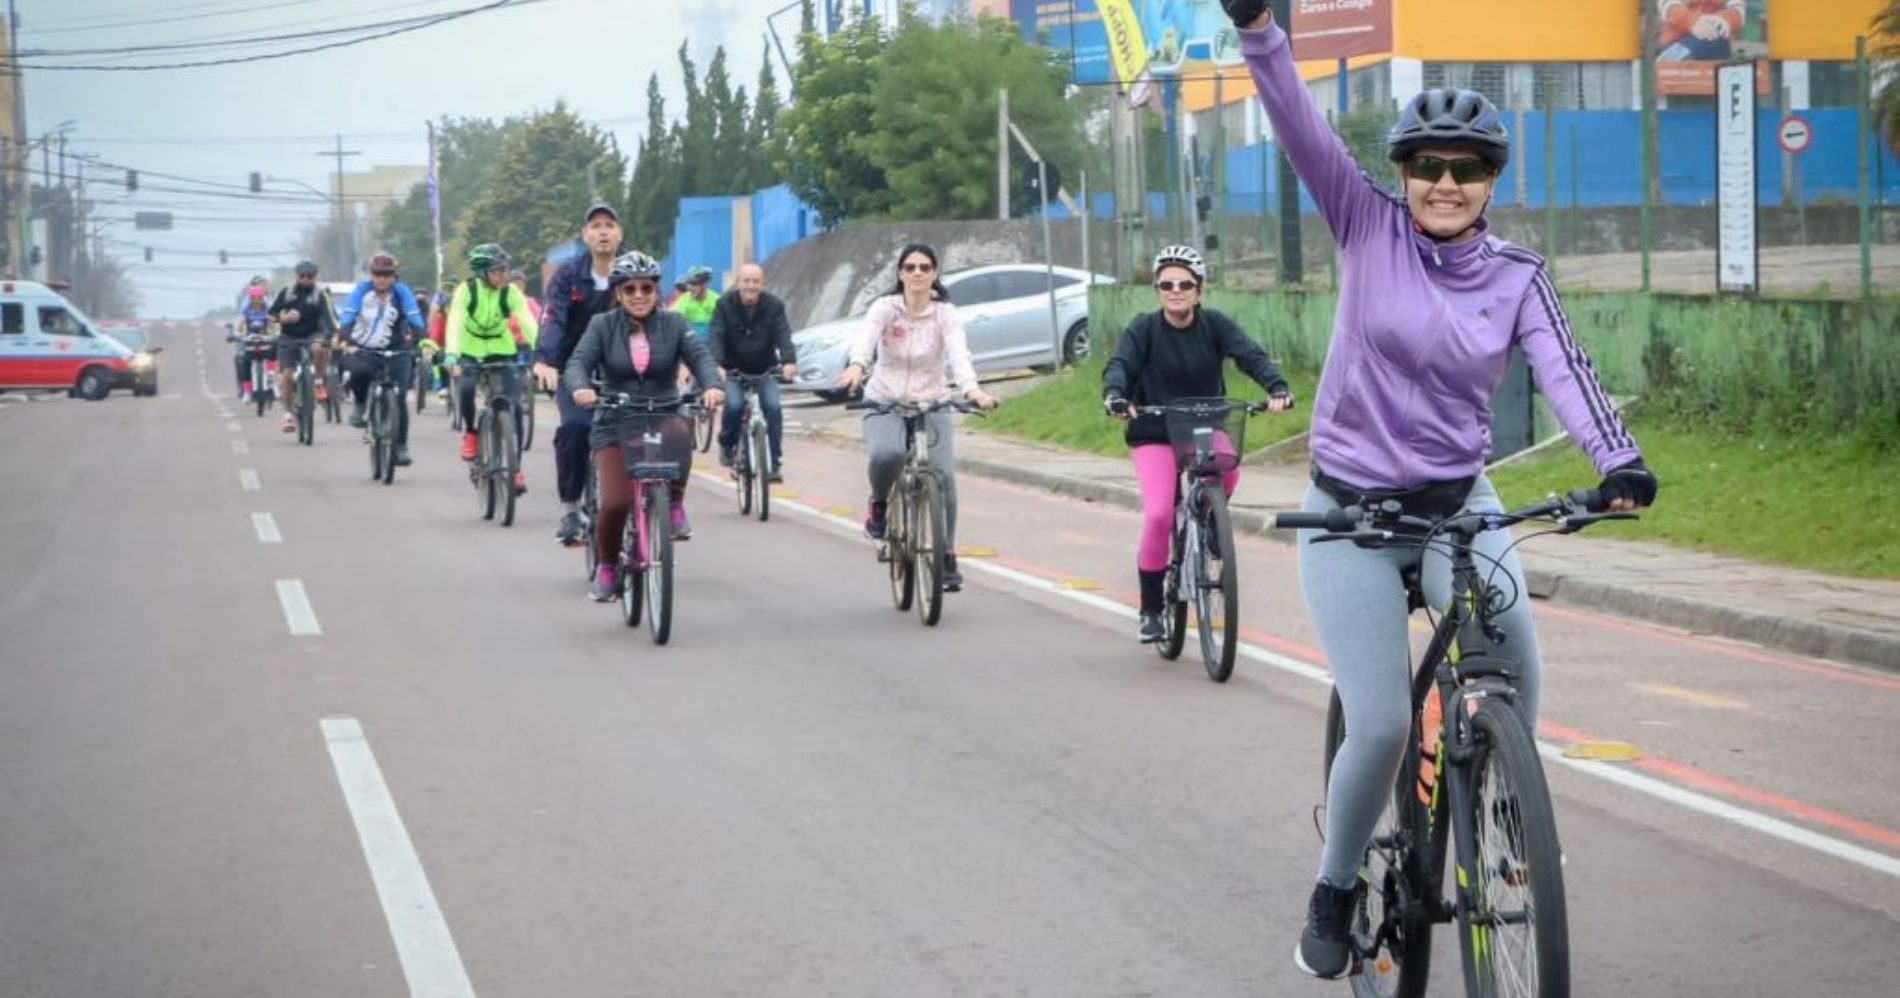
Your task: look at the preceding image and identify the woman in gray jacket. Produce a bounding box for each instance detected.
[564,251,726,601]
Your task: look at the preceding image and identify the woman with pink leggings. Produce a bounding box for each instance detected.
[1102,245,1294,644]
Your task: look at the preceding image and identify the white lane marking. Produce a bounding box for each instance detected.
[320,717,478,998]
[274,579,321,635]
[226,421,242,433]
[232,439,250,455]
[239,468,261,492]
[744,477,1900,880]
[252,512,282,544]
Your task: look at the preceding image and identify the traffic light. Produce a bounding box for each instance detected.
[219,250,229,265]
[249,172,262,193]
[126,170,138,192]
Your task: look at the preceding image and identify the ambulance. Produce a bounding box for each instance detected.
[0,280,156,399]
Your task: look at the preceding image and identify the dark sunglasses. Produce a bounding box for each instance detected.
[619,281,658,296]
[1406,155,1494,185]
[900,262,935,274]
[370,269,396,278]
[1155,279,1199,293]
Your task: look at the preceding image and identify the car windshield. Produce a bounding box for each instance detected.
[102,328,147,350]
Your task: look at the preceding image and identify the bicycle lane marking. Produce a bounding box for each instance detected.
[728,476,1900,879]
[320,717,478,998]
[274,580,321,636]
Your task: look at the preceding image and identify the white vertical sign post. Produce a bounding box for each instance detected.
[1716,62,1759,295]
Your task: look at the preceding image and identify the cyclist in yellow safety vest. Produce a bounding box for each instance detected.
[446,242,539,492]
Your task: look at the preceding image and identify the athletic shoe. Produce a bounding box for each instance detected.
[767,466,784,484]
[942,554,963,593]
[589,565,617,602]
[513,471,527,496]
[555,511,586,547]
[718,444,735,468]
[1137,613,1165,643]
[393,445,412,467]
[315,382,329,402]
[671,505,692,541]
[281,413,295,432]
[864,501,888,540]
[1294,880,1358,980]
[460,431,478,461]
[348,401,367,428]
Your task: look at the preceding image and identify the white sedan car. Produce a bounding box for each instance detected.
[790,264,1114,400]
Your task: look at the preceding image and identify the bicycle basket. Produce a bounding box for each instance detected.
[1162,398,1246,474]
[614,411,694,481]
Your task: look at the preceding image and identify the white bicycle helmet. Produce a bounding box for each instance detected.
[1152,244,1206,283]
[608,250,663,286]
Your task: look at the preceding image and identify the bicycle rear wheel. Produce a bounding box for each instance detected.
[1194,490,1239,683]
[620,514,642,627]
[583,471,601,580]
[645,486,673,645]
[1324,689,1439,998]
[494,402,518,528]
[887,489,914,612]
[1457,697,1569,998]
[253,360,269,417]
[914,473,947,627]
[1157,520,1188,660]
[751,420,770,523]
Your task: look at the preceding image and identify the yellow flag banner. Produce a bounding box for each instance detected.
[1097,0,1149,90]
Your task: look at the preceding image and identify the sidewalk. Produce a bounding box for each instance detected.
[808,420,1900,673]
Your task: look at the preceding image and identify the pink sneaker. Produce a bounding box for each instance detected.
[670,504,692,541]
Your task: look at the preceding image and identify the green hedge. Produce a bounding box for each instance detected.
[1090,286,1900,445]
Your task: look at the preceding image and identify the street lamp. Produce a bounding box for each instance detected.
[262,174,346,277]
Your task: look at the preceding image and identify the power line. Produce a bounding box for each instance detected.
[14,0,551,72]
[19,0,539,59]
[21,0,336,36]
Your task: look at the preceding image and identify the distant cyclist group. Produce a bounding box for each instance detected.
[224,5,1659,990]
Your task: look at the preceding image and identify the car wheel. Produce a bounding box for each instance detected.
[77,368,111,401]
[1061,320,1091,367]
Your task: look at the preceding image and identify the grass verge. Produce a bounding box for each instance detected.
[981,352,1319,457]
[1487,413,1900,579]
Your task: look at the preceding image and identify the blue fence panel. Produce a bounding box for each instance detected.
[752,184,817,264]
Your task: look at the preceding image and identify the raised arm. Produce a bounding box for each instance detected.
[1237,11,1393,246]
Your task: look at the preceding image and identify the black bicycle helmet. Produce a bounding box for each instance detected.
[293,259,319,277]
[608,250,662,286]
[1387,88,1510,171]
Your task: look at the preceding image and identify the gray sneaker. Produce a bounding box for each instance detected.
[1294,879,1358,980]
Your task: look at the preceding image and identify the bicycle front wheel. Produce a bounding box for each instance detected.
[367,391,386,482]
[296,365,314,446]
[620,515,642,628]
[253,360,269,417]
[914,473,947,627]
[1457,697,1569,998]
[694,404,715,453]
[494,402,518,528]
[645,486,673,645]
[735,430,754,516]
[475,410,496,521]
[751,420,770,523]
[1194,490,1239,683]
[376,390,398,485]
[1324,690,1439,998]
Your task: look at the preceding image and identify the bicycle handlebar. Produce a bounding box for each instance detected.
[844,397,980,416]
[1272,488,1635,543]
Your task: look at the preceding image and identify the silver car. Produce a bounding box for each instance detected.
[791,264,1113,399]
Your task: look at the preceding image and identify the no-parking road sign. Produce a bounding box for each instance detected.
[1778,115,1814,155]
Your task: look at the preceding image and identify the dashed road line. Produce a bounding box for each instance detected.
[232,439,249,455]
[736,476,1900,881]
[252,512,282,544]
[226,421,242,433]
[274,579,320,636]
[239,468,261,492]
[320,717,478,998]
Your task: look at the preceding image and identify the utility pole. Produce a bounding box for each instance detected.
[1268,0,1301,284]
[3,0,22,272]
[997,88,1010,220]
[318,134,361,277]
[1638,0,1658,292]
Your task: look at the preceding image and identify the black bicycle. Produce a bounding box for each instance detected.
[357,348,414,486]
[278,339,319,446]
[239,333,276,417]
[517,357,538,452]
[728,373,782,522]
[321,348,345,425]
[593,393,698,645]
[847,397,978,628]
[1133,397,1265,683]
[463,360,524,527]
[1275,490,1634,998]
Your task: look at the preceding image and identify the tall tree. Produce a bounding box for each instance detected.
[1872,2,1900,153]
[866,15,1086,219]
[675,43,718,196]
[626,74,683,253]
[778,13,892,224]
[459,103,626,286]
[748,52,787,190]
[706,47,751,193]
[379,117,513,290]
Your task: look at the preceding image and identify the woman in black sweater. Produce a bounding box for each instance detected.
[1101,245,1294,644]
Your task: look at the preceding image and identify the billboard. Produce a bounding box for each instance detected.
[1289,0,1393,61]
[1656,0,1768,96]
[1012,0,1242,87]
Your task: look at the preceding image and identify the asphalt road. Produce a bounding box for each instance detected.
[1,326,1895,997]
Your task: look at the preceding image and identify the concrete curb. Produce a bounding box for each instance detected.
[804,425,1900,673]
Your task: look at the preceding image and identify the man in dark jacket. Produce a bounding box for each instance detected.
[707,262,797,480]
[533,202,624,546]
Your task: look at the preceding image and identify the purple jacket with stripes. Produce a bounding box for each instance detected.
[1241,21,1638,491]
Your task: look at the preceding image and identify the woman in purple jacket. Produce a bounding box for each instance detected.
[1218,1,1659,979]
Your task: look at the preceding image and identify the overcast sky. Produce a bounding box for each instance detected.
[20,0,808,317]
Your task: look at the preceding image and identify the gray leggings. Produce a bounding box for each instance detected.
[1297,475,1543,887]
[863,410,959,546]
